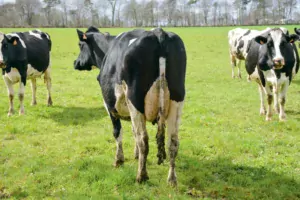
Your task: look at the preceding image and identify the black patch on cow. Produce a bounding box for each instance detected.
[86,26,100,33]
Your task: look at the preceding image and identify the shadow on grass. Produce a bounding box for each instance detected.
[178,155,300,199]
[41,105,107,126]
[285,109,300,116]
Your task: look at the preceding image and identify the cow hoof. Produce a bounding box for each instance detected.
[47,98,53,106]
[167,177,177,187]
[31,101,37,106]
[136,174,149,183]
[113,159,124,167]
[7,112,14,117]
[260,110,266,115]
[19,109,25,115]
[279,115,286,122]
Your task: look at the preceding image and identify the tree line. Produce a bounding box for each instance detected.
[0,0,299,28]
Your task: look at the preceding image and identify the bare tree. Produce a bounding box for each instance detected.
[16,0,41,26]
[107,0,118,26]
[44,0,61,26]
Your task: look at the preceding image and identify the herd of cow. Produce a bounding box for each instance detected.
[0,26,299,185]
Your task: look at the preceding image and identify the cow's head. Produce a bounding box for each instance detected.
[1,34,27,69]
[254,28,299,70]
[74,26,111,71]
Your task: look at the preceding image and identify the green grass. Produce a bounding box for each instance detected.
[0,26,300,199]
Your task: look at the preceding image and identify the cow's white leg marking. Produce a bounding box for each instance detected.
[3,76,14,116]
[257,82,266,115]
[278,80,289,121]
[44,67,52,106]
[126,98,149,183]
[19,81,25,115]
[265,85,273,121]
[31,78,37,105]
[167,100,183,186]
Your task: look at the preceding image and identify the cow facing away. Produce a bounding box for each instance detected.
[0,30,52,116]
[228,27,273,78]
[74,27,186,186]
[246,28,299,121]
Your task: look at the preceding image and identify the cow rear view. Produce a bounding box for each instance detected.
[0,29,52,116]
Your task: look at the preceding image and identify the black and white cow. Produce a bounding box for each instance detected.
[294,28,300,48]
[74,26,186,185]
[228,27,273,78]
[246,28,299,121]
[0,29,52,116]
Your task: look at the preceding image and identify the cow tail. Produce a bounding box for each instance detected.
[153,27,168,124]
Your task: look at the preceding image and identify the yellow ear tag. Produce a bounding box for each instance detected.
[260,40,264,45]
[13,39,17,46]
[290,39,294,43]
[83,34,87,40]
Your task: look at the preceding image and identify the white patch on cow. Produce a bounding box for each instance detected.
[103,102,110,115]
[279,27,288,35]
[27,65,43,79]
[4,68,21,83]
[128,38,137,46]
[29,31,43,40]
[114,83,129,117]
[6,33,26,48]
[262,69,277,85]
[249,67,260,81]
[270,30,284,61]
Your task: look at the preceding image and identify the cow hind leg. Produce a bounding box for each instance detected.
[237,59,242,78]
[127,100,149,183]
[3,77,14,116]
[44,68,52,106]
[31,78,37,105]
[230,54,236,78]
[19,81,25,115]
[110,114,125,167]
[167,100,184,186]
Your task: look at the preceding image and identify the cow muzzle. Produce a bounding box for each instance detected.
[273,58,285,69]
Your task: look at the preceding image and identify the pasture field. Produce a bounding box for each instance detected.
[0,26,300,199]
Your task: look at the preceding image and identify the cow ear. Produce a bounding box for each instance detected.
[294,27,300,35]
[255,36,267,45]
[77,29,86,41]
[287,34,299,43]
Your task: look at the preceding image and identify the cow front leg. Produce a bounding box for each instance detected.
[3,77,14,116]
[278,82,289,121]
[156,119,166,165]
[31,78,37,105]
[273,86,279,114]
[257,82,266,115]
[167,100,184,186]
[265,85,273,121]
[133,127,139,159]
[44,68,52,106]
[19,81,25,115]
[109,113,124,167]
[127,100,149,183]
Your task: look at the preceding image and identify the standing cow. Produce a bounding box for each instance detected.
[246,28,299,121]
[0,30,52,116]
[74,26,186,186]
[228,27,274,78]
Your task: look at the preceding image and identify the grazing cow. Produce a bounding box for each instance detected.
[246,28,299,121]
[74,27,186,185]
[0,29,52,116]
[228,27,273,78]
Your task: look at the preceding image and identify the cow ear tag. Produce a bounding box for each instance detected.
[290,39,294,43]
[260,40,264,45]
[13,39,17,46]
[83,34,87,40]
